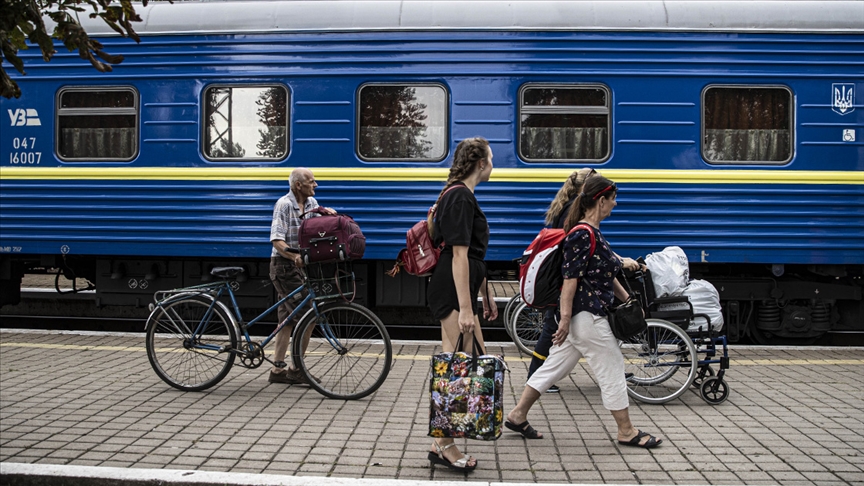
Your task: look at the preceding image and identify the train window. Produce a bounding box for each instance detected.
[358,84,447,161]
[519,85,610,162]
[703,86,792,164]
[203,85,289,160]
[56,87,138,161]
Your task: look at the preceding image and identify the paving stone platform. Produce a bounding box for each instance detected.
[1,328,862,486]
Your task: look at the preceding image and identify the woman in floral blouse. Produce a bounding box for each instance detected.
[504,174,663,449]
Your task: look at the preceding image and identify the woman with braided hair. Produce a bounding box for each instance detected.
[426,137,497,473]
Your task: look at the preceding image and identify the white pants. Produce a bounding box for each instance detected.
[526,311,629,411]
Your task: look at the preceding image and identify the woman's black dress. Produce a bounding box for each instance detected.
[426,183,490,321]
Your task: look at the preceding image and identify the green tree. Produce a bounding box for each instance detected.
[359,86,432,159]
[209,138,246,159]
[255,87,287,158]
[1,0,152,99]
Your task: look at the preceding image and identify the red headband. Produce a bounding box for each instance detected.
[592,184,616,200]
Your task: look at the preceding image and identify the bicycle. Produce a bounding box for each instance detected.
[144,260,392,400]
[508,301,544,356]
[502,293,521,341]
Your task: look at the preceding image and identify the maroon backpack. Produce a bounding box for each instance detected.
[387,185,464,277]
[298,208,366,263]
[389,219,439,277]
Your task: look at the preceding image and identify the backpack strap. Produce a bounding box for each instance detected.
[571,224,596,258]
[429,183,468,244]
[562,224,597,300]
[572,224,624,311]
[428,183,466,217]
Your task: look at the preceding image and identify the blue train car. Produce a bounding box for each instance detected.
[1,0,862,343]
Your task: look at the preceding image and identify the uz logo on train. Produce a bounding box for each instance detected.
[6,108,42,165]
[8,108,42,126]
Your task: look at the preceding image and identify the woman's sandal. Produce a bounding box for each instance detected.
[504,420,543,439]
[618,430,662,449]
[427,441,477,472]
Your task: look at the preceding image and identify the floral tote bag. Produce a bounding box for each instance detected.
[428,333,507,441]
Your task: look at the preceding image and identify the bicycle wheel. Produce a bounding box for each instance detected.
[510,302,544,356]
[146,296,238,391]
[502,294,522,339]
[293,302,392,400]
[621,318,698,404]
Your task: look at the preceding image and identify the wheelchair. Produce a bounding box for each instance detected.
[619,267,730,405]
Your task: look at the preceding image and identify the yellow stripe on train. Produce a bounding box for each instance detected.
[0,167,862,184]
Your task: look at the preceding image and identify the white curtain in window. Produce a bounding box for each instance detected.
[522,127,607,160]
[60,128,136,159]
[705,129,790,162]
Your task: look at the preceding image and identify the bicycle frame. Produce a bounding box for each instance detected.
[160,277,348,358]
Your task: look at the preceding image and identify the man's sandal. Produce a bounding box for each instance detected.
[427,442,477,472]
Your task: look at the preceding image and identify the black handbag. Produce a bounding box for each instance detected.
[606,297,647,340]
[581,276,647,341]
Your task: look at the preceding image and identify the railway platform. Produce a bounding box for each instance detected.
[1,328,862,486]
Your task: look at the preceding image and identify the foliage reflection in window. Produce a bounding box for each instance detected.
[703,87,792,164]
[520,86,610,161]
[57,88,138,161]
[204,85,288,160]
[358,85,447,161]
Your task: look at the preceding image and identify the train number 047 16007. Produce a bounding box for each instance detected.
[9,137,41,164]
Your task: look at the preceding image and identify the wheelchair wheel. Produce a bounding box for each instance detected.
[621,318,698,404]
[700,377,730,405]
[692,365,715,388]
[510,302,544,356]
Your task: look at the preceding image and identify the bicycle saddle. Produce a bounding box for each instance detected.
[210,267,245,279]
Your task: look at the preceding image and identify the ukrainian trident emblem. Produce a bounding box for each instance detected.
[832,83,855,115]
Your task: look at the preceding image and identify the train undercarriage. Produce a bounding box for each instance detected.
[1,255,862,345]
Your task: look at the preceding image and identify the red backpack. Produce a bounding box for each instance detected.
[387,185,464,277]
[518,224,595,308]
[298,208,366,263]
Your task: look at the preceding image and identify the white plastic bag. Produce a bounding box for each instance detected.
[682,279,724,332]
[645,246,689,297]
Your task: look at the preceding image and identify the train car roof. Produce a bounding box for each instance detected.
[77,0,864,35]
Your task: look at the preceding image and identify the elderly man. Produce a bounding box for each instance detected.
[268,167,332,384]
